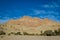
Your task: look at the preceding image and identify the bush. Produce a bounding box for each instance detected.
[58,28,60,35]
[28,33,35,35]
[8,32,14,35]
[0,31,6,35]
[14,32,21,35]
[8,33,11,35]
[23,32,35,35]
[8,32,22,35]
[54,28,60,36]
[54,30,58,35]
[23,32,29,35]
[8,32,15,35]
[42,30,55,36]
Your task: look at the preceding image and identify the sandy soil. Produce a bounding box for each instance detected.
[0,35,60,40]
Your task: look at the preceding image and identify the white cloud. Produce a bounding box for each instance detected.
[39,15,60,22]
[33,10,46,15]
[3,16,10,20]
[46,15,60,22]
[42,2,60,8]
[33,10,59,15]
[52,2,60,7]
[13,17,17,19]
[13,17,19,19]
[42,5,54,8]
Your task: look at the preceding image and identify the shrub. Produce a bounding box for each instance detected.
[40,31,43,36]
[28,33,34,35]
[0,31,6,35]
[8,33,11,35]
[23,32,29,35]
[43,30,55,36]
[8,32,15,35]
[58,28,60,32]
[23,32,35,35]
[14,32,21,35]
[54,30,59,35]
[54,28,60,36]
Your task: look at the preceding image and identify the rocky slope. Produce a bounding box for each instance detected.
[1,16,60,34]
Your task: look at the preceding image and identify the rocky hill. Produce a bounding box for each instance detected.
[0,16,60,34]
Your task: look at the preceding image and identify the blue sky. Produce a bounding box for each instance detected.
[0,0,60,23]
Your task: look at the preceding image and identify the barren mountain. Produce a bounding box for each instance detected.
[1,16,60,34]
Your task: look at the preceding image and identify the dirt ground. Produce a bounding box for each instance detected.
[0,35,60,40]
